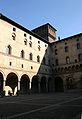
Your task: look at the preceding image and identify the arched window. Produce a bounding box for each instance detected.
[65,46,68,52]
[7,45,12,55]
[29,41,32,47]
[29,53,33,60]
[37,55,40,62]
[78,54,82,62]
[38,45,41,51]
[21,50,25,58]
[12,33,16,40]
[66,56,70,64]
[24,38,27,45]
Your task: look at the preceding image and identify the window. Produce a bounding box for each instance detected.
[31,66,33,69]
[29,41,32,47]
[65,46,68,52]
[21,64,23,68]
[7,45,12,55]
[66,56,70,64]
[29,53,33,60]
[29,36,32,40]
[13,27,16,31]
[55,49,57,55]
[21,50,25,58]
[24,39,27,45]
[24,33,26,37]
[12,33,16,40]
[75,59,77,63]
[38,41,40,44]
[37,55,40,62]
[77,43,81,49]
[9,62,12,66]
[78,54,82,62]
[45,44,47,47]
[55,59,59,66]
[38,45,41,51]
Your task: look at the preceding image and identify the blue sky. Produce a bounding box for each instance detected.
[0,0,82,39]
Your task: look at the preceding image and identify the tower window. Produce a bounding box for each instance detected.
[29,36,32,40]
[55,49,57,55]
[66,56,70,64]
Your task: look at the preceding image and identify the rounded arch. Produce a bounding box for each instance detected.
[6,72,18,94]
[31,75,39,93]
[40,76,46,93]
[54,77,64,92]
[20,74,30,94]
[0,72,4,92]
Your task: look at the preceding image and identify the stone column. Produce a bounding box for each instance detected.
[3,76,6,91]
[29,81,31,90]
[46,80,48,93]
[38,81,41,93]
[18,80,20,91]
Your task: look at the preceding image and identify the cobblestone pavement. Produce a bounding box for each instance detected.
[0,92,82,119]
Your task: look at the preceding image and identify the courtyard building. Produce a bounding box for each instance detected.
[0,13,82,96]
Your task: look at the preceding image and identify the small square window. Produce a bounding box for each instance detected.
[31,66,33,69]
[13,27,16,31]
[38,41,40,44]
[9,62,12,66]
[24,33,26,37]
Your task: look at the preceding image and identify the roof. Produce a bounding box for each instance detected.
[0,13,49,44]
[54,32,82,44]
[32,23,57,31]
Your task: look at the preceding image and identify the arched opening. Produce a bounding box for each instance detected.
[31,75,39,93]
[54,77,64,92]
[20,74,30,94]
[6,73,18,94]
[48,78,53,92]
[40,76,46,93]
[0,72,3,92]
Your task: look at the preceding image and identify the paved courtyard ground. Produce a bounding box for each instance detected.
[0,92,82,119]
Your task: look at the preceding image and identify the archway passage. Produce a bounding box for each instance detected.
[55,77,64,92]
[20,74,30,94]
[6,73,18,94]
[31,75,39,93]
[48,78,53,92]
[40,76,46,93]
[0,72,3,92]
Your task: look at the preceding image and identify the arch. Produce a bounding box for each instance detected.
[31,75,39,93]
[6,72,18,94]
[54,77,64,92]
[0,72,4,92]
[20,74,30,94]
[40,76,46,93]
